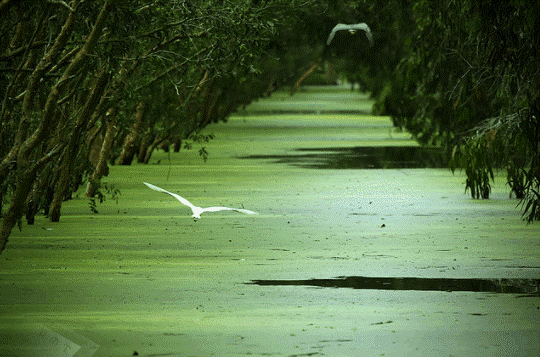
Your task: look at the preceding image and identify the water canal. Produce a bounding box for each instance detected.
[1,86,539,356]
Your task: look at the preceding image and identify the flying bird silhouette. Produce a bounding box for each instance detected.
[326,23,373,46]
[143,182,258,219]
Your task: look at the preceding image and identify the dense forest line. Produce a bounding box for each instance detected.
[1,0,539,253]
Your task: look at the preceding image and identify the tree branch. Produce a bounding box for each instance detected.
[47,0,74,11]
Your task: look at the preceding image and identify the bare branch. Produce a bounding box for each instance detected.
[47,0,74,12]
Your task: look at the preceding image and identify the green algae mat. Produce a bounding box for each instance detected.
[1,86,539,356]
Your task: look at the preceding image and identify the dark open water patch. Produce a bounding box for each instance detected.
[248,276,540,295]
[237,109,371,115]
[239,146,447,169]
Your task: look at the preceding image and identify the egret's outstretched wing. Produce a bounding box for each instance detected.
[326,23,349,45]
[143,182,196,209]
[234,208,259,215]
[349,23,373,46]
[202,207,259,215]
[144,182,258,218]
[326,23,373,46]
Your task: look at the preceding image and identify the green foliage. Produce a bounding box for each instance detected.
[351,0,540,222]
[520,168,540,223]
[450,136,494,199]
[88,181,121,214]
[183,132,215,163]
[507,163,527,200]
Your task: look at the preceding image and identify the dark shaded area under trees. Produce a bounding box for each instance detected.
[0,0,538,254]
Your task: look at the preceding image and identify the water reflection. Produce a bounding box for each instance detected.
[249,276,539,294]
[240,146,447,169]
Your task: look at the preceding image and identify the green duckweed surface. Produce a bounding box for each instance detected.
[1,86,539,356]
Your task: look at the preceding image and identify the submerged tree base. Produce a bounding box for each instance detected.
[451,107,540,223]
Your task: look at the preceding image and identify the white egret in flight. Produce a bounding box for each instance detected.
[143,182,258,219]
[326,23,373,46]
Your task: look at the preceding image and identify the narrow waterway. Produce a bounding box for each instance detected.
[1,86,539,357]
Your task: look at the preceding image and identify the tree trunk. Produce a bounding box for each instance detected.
[0,1,114,255]
[0,172,36,253]
[87,122,106,167]
[143,136,166,164]
[116,101,147,165]
[49,66,109,221]
[0,0,80,187]
[137,132,154,163]
[173,138,182,152]
[0,146,60,254]
[290,57,323,96]
[26,178,45,225]
[203,89,221,126]
[85,110,117,198]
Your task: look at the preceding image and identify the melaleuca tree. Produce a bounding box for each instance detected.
[0,0,335,254]
[0,0,116,252]
[368,0,540,221]
[451,1,540,221]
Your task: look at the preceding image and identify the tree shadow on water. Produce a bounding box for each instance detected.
[248,276,540,295]
[239,146,448,169]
